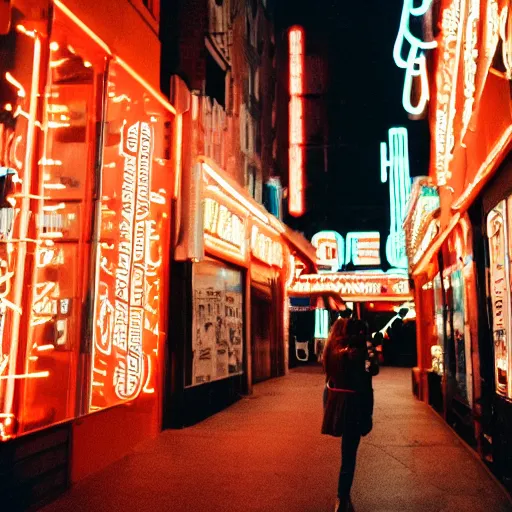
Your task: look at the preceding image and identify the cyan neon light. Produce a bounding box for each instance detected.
[394,0,437,116]
[315,309,329,339]
[311,231,344,272]
[381,127,412,269]
[345,232,381,267]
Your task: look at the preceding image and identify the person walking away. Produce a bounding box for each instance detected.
[322,318,378,512]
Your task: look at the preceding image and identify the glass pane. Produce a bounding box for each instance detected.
[89,61,173,412]
[487,200,510,397]
[450,269,472,405]
[188,260,244,387]
[19,16,103,434]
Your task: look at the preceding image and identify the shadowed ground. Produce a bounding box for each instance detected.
[42,366,512,512]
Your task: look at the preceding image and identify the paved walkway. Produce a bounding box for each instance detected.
[43,367,512,512]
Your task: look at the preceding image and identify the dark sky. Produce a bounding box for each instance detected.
[276,0,431,259]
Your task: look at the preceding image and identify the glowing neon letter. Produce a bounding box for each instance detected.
[345,232,381,267]
[288,26,305,217]
[394,0,437,116]
[311,231,344,272]
[381,127,411,269]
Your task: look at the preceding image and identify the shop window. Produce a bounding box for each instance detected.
[445,269,472,405]
[0,5,174,439]
[15,15,110,434]
[187,260,244,387]
[432,275,444,376]
[487,199,512,398]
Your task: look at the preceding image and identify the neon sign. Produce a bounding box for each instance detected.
[288,26,305,217]
[345,232,380,267]
[251,226,284,268]
[403,178,440,268]
[91,120,154,407]
[393,0,437,116]
[461,0,480,140]
[203,197,245,249]
[289,272,412,301]
[315,309,329,339]
[380,127,411,269]
[435,0,462,186]
[311,231,344,272]
[116,121,151,399]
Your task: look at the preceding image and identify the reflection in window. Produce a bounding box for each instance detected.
[21,20,99,434]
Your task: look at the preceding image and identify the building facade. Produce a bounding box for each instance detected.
[162,0,317,427]
[404,0,512,493]
[0,0,318,507]
[0,0,179,505]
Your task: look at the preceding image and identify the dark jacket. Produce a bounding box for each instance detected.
[323,336,377,436]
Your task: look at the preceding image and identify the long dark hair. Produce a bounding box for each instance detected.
[323,317,367,375]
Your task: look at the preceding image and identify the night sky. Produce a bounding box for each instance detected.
[276,0,431,264]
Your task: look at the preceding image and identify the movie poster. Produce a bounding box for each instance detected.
[190,260,243,386]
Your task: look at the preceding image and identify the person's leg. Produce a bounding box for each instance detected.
[337,423,361,503]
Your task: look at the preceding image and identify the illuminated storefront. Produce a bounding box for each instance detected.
[168,159,316,425]
[403,0,512,492]
[0,0,178,498]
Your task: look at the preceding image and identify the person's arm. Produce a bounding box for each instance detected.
[367,349,380,376]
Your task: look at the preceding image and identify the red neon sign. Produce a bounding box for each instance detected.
[288,26,305,217]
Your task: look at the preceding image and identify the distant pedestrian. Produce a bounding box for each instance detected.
[322,318,378,512]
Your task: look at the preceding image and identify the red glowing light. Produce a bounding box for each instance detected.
[288,26,305,217]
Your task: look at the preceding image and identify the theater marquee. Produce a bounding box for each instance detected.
[288,272,412,302]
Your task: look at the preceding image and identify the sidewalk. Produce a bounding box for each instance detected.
[43,367,512,512]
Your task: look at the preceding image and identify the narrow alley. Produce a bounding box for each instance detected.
[42,367,512,512]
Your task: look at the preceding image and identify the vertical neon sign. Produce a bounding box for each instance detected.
[288,26,305,217]
[381,127,411,269]
[394,0,437,116]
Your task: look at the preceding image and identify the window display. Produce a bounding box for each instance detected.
[449,269,472,405]
[19,15,104,433]
[188,260,244,386]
